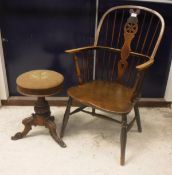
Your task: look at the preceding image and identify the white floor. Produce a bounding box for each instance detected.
[0,106,172,175]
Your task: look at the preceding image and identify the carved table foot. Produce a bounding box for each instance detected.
[46,120,66,148]
[11,116,34,140]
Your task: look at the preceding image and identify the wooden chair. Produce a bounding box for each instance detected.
[60,5,165,165]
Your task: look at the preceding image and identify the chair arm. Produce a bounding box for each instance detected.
[65,46,96,53]
[65,45,121,54]
[136,59,154,71]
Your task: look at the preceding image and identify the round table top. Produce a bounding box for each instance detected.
[16,70,64,96]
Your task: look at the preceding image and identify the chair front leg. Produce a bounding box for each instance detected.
[134,103,142,132]
[60,97,73,138]
[120,114,127,166]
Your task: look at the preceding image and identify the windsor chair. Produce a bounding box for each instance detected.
[60,5,165,165]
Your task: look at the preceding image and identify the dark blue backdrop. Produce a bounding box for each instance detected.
[0,0,95,96]
[0,0,172,98]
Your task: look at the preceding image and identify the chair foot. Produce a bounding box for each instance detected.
[120,114,127,166]
[134,104,142,132]
[60,97,73,138]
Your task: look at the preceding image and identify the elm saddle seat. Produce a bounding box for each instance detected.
[11,70,66,147]
[68,80,133,114]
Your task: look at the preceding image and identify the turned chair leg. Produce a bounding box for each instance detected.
[134,104,142,132]
[60,97,73,138]
[120,114,127,166]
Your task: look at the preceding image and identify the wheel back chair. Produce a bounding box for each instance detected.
[60,5,165,165]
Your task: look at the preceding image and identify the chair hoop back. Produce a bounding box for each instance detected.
[94,5,165,59]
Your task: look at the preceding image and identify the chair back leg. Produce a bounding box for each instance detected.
[134,104,142,132]
[60,97,73,138]
[120,114,127,165]
[92,108,95,116]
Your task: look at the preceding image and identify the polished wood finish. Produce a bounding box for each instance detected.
[12,97,66,148]
[61,5,165,165]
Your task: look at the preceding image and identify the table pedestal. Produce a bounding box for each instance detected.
[11,97,66,148]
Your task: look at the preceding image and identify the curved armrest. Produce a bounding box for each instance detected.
[136,59,154,71]
[65,45,121,54]
[66,46,154,71]
[65,46,96,53]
